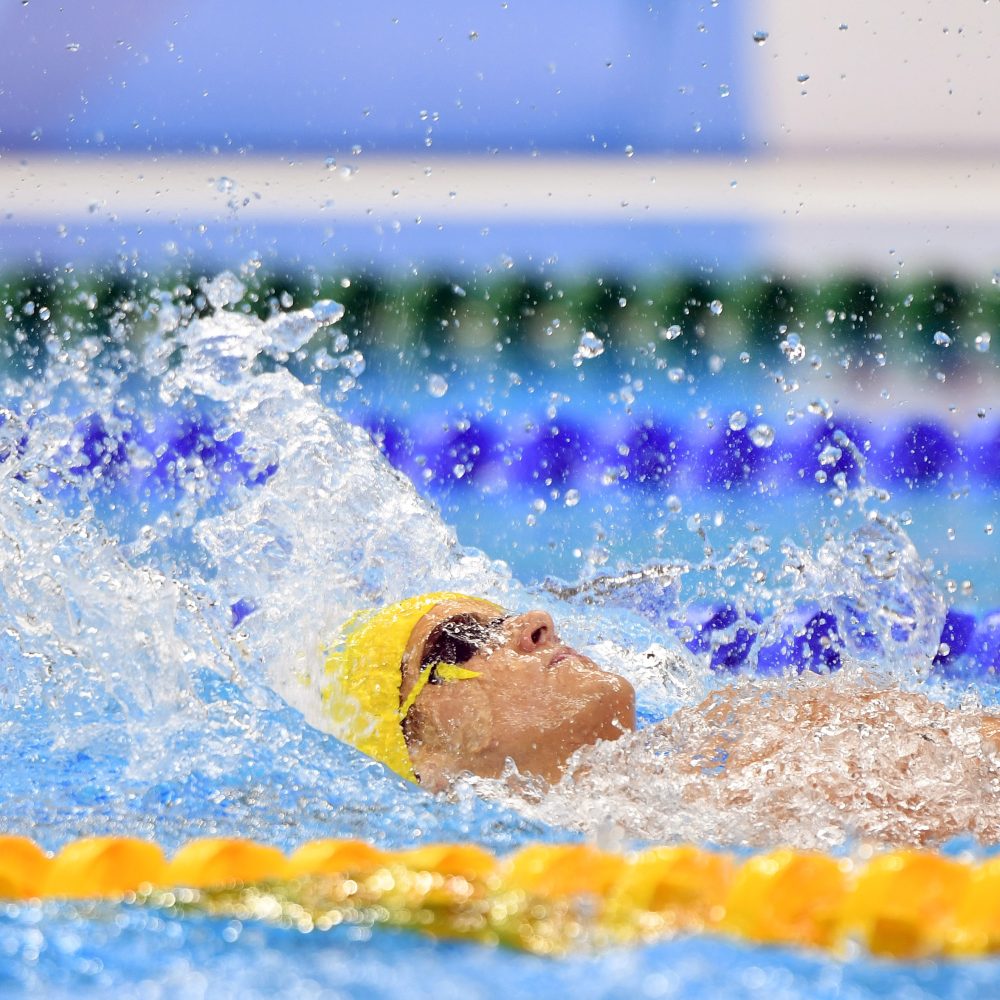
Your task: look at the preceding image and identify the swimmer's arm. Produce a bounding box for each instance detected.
[653,684,1000,773]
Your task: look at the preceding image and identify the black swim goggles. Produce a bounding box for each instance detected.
[400,612,509,718]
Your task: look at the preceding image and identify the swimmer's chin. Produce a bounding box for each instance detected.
[411,720,633,794]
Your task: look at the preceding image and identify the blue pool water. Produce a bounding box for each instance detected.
[1,276,999,997]
[9,914,1000,1000]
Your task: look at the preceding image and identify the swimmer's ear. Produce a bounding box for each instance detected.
[441,679,493,754]
[407,679,493,785]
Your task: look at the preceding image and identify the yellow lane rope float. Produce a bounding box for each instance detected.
[3,835,1000,960]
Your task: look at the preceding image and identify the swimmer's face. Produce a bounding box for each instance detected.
[399,598,636,789]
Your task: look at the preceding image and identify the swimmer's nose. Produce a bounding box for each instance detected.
[509,610,557,653]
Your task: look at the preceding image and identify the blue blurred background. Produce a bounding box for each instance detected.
[0,2,747,153]
[3,1,998,275]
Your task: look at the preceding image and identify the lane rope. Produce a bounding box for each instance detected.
[4,835,1000,959]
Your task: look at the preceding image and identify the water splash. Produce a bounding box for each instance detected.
[0,276,984,858]
[0,279,531,853]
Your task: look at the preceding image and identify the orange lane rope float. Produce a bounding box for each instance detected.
[3,835,1000,960]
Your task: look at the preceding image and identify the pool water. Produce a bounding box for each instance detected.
[1,274,999,997]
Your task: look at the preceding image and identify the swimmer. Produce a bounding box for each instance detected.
[324,592,1000,844]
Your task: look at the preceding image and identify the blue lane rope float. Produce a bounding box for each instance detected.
[355,410,993,493]
[670,602,1000,680]
[2,402,993,496]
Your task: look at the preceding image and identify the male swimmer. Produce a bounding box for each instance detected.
[324,592,1000,842]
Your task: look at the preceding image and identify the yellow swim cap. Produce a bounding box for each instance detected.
[323,592,502,782]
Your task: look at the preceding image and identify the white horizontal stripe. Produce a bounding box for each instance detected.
[2,153,999,225]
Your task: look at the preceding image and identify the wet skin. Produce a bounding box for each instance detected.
[400,598,636,789]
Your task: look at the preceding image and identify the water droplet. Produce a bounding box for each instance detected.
[796,73,811,83]
[709,299,724,316]
[468,29,479,40]
[719,83,731,98]
[564,489,580,508]
[780,332,806,363]
[750,424,775,448]
[838,22,848,31]
[324,156,337,170]
[976,332,991,352]
[341,350,366,377]
[573,330,605,366]
[728,410,747,431]
[986,523,995,536]
[625,144,635,158]
[427,374,449,398]
[666,495,682,513]
[752,30,769,45]
[660,324,683,341]
[202,271,247,309]
[819,444,842,466]
[313,299,346,327]
[66,42,80,53]
[667,367,686,384]
[739,351,750,364]
[933,331,952,347]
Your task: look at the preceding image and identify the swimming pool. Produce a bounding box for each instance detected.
[1,270,999,997]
